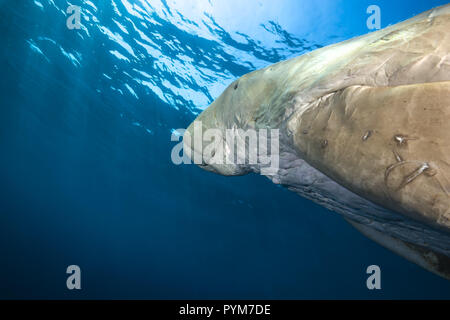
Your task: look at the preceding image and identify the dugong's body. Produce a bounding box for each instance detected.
[184,4,450,278]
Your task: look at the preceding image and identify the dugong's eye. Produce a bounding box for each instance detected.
[234,82,238,90]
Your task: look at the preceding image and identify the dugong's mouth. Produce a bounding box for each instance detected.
[183,119,249,176]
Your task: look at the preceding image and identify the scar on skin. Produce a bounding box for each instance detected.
[397,163,430,190]
[384,161,435,190]
[393,150,403,162]
[394,134,418,146]
[362,130,372,141]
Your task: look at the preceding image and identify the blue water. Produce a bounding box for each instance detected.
[1,0,449,299]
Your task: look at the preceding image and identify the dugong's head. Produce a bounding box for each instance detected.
[183,66,288,176]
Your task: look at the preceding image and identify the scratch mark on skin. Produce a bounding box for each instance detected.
[394,134,418,146]
[385,160,408,184]
[393,150,403,162]
[397,163,430,190]
[384,160,433,190]
[362,130,372,141]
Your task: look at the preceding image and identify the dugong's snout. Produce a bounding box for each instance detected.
[183,112,250,176]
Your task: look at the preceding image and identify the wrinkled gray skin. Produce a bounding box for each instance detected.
[184,4,450,279]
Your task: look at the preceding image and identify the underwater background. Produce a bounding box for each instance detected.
[1,0,449,299]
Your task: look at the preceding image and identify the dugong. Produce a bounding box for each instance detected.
[184,4,450,279]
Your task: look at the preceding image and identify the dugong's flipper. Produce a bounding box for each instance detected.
[346,219,450,280]
[184,4,450,279]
